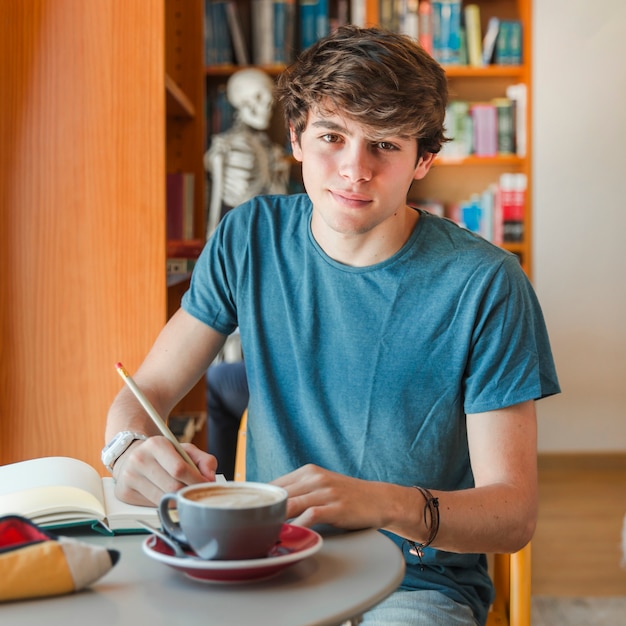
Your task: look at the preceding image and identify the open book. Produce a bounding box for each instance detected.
[0,456,225,535]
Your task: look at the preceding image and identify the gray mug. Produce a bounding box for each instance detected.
[159,481,287,560]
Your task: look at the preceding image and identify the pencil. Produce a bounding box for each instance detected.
[115,362,195,468]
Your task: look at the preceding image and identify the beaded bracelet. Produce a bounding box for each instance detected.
[407,486,440,569]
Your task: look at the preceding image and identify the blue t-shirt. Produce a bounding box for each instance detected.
[182,194,560,624]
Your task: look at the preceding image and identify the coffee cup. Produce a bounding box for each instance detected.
[158,482,288,560]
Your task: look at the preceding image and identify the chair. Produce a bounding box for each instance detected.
[485,543,532,626]
[234,408,247,482]
[234,409,531,626]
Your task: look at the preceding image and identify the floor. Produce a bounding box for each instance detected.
[532,453,626,596]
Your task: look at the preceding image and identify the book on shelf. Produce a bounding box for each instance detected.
[440,100,472,159]
[166,172,195,241]
[500,172,526,243]
[506,83,527,157]
[481,16,500,65]
[398,0,418,39]
[205,0,234,66]
[418,0,433,55]
[470,103,497,157]
[431,0,462,65]
[299,0,329,51]
[350,0,379,27]
[495,19,522,65]
[493,97,515,155]
[253,0,296,64]
[463,3,483,67]
[225,0,249,65]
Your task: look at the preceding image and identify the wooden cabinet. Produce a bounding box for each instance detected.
[0,1,166,471]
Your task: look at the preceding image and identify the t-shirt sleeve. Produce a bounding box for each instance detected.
[463,255,560,414]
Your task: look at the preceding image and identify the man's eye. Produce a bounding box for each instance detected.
[322,134,340,143]
[376,141,397,151]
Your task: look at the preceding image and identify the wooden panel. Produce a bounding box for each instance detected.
[165,0,206,239]
[0,0,166,472]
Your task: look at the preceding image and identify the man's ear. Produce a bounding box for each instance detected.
[289,125,303,162]
[413,152,436,181]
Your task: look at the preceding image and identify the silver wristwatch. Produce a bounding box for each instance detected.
[101,431,148,473]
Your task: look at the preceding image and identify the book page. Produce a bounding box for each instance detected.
[0,457,106,526]
[101,477,160,531]
[100,474,228,531]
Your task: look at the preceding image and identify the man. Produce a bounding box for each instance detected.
[105,26,559,625]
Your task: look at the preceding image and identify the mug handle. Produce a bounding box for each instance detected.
[158,493,187,544]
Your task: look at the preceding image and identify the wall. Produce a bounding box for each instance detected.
[533,1,626,450]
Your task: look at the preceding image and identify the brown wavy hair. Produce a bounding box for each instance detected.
[276,25,449,159]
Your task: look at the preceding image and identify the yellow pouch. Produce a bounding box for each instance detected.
[0,515,119,602]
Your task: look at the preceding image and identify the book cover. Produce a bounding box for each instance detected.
[207,1,234,66]
[496,19,522,65]
[365,0,380,27]
[225,0,250,65]
[506,83,527,157]
[418,0,433,55]
[470,103,497,157]
[463,3,483,67]
[399,0,419,39]
[493,97,515,155]
[481,16,500,65]
[299,0,318,50]
[500,172,525,242]
[274,0,296,63]
[252,0,275,64]
[431,0,462,65]
[440,100,472,159]
[350,0,366,27]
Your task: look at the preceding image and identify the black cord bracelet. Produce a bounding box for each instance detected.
[407,486,440,569]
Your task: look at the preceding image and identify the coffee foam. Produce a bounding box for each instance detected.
[185,486,283,509]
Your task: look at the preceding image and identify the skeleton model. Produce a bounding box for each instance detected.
[204,68,290,239]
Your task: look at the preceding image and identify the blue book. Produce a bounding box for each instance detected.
[316,0,329,40]
[495,20,523,65]
[432,0,462,65]
[299,0,318,51]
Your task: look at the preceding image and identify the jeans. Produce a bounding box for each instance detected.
[205,360,249,480]
[360,589,479,626]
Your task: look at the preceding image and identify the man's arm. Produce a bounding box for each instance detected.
[105,308,228,505]
[275,400,537,555]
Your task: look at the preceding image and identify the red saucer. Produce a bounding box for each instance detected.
[142,523,323,583]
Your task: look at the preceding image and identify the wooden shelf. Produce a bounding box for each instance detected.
[435,155,524,167]
[165,73,195,118]
[205,64,287,78]
[444,65,525,79]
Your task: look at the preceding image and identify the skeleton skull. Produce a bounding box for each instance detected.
[227,68,275,131]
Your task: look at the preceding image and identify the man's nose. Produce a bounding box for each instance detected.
[338,144,374,183]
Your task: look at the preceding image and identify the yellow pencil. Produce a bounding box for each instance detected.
[115,362,195,468]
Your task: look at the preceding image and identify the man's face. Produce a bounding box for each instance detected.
[290,106,433,242]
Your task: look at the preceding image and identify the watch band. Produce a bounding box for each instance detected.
[101,431,148,473]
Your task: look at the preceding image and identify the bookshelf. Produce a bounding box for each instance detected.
[165,0,209,429]
[203,0,533,275]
